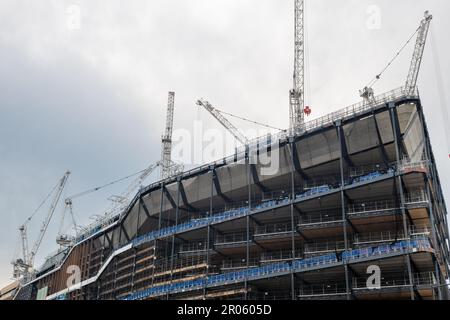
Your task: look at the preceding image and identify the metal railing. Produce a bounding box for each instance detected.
[178,242,207,254]
[153,256,207,274]
[347,199,397,215]
[405,189,428,204]
[215,233,248,245]
[398,160,429,173]
[260,250,301,263]
[354,226,430,244]
[299,213,343,226]
[221,259,259,270]
[353,272,436,289]
[298,284,347,297]
[300,86,417,133]
[254,223,293,236]
[304,241,346,255]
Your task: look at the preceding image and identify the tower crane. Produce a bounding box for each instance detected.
[12,171,71,280]
[161,92,183,179]
[289,0,306,132]
[360,11,433,104]
[196,99,249,146]
[59,162,162,244]
[56,91,183,246]
[161,91,175,179]
[197,2,307,138]
[404,11,433,95]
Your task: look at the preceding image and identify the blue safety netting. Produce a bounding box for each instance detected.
[122,238,431,300]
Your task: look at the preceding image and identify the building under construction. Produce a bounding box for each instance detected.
[11,85,450,300]
[6,4,450,300]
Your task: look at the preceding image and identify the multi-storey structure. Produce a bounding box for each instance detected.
[13,87,450,300]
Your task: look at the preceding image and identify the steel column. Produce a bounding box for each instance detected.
[245,147,251,299]
[168,178,181,300]
[289,137,297,300]
[335,120,352,300]
[388,102,415,300]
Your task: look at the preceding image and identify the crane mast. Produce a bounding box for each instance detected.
[289,0,305,132]
[405,11,433,95]
[161,92,175,179]
[197,99,249,145]
[19,225,29,264]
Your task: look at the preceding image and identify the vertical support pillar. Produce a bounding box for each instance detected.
[151,184,165,288]
[167,178,181,300]
[335,120,351,300]
[426,182,443,300]
[128,247,137,298]
[203,167,214,300]
[289,137,297,300]
[245,146,251,299]
[112,257,118,300]
[417,102,450,289]
[97,237,104,300]
[130,199,141,295]
[388,102,415,300]
[158,183,164,231]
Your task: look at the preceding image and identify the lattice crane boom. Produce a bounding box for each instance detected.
[101,162,161,219]
[28,171,71,267]
[13,170,71,279]
[161,92,175,179]
[197,99,249,145]
[19,225,29,265]
[361,11,433,104]
[116,162,160,203]
[405,11,433,95]
[290,0,305,131]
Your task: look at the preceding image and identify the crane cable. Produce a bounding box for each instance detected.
[59,167,153,235]
[23,180,60,225]
[214,108,285,132]
[67,168,148,200]
[365,24,422,89]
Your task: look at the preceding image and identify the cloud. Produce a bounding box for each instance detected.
[1,0,449,289]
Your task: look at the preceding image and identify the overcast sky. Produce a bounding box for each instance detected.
[1,0,449,288]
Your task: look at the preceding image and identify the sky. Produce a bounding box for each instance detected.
[1,0,449,288]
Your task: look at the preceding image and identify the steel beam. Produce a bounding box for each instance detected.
[212,168,233,203]
[389,102,415,300]
[372,111,390,165]
[335,120,352,300]
[291,141,308,181]
[337,124,355,168]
